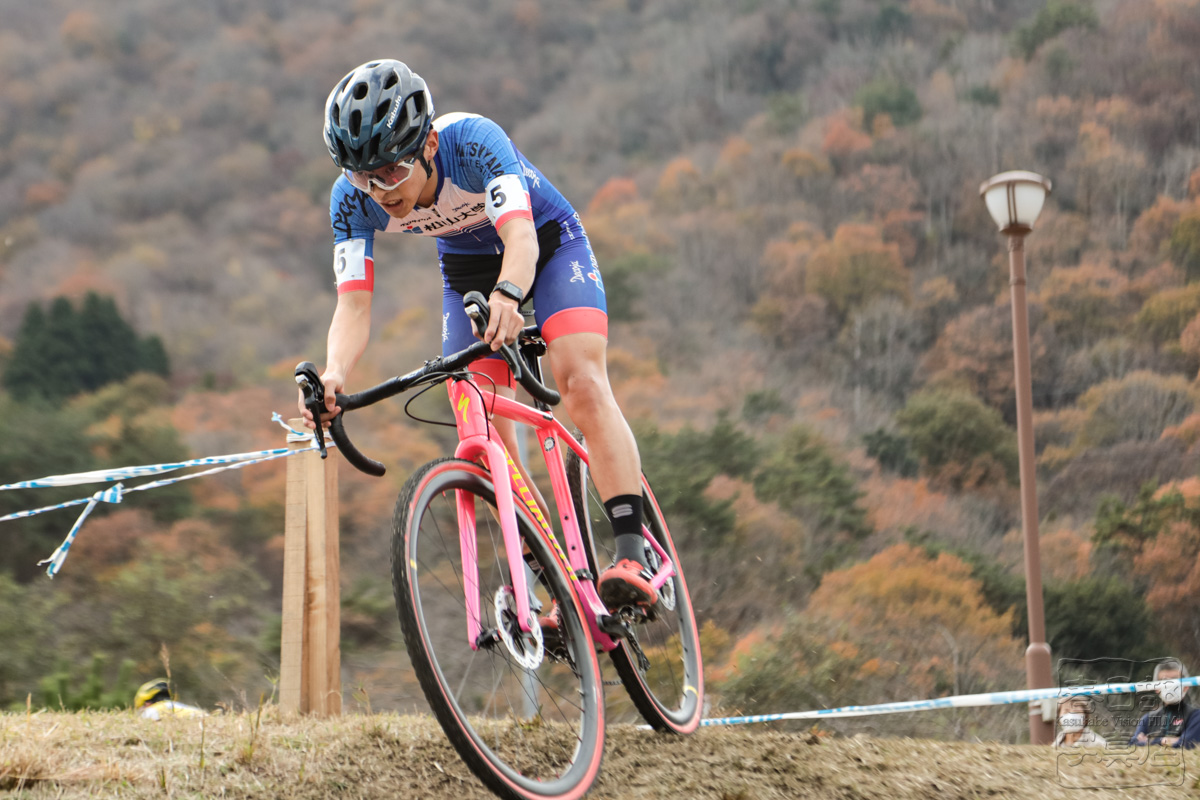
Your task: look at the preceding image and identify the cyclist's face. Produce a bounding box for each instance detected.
[366,130,438,218]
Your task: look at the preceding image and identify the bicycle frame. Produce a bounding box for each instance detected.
[447,377,676,653]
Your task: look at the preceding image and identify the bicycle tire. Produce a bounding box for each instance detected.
[392,457,606,800]
[565,441,704,734]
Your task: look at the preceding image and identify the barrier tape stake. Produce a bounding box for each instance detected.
[280,418,341,716]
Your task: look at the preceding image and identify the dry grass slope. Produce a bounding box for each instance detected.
[1,710,1197,799]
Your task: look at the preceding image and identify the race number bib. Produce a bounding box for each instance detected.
[484,174,533,230]
[333,238,373,293]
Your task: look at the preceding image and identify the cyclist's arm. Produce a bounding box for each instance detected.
[321,289,372,415]
[317,180,383,425]
[486,215,538,348]
[298,289,371,428]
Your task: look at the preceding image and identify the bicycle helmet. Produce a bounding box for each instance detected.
[323,60,434,172]
[134,678,170,709]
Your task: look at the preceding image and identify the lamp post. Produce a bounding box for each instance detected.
[980,170,1054,745]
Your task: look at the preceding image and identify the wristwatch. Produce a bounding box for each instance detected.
[491,280,525,304]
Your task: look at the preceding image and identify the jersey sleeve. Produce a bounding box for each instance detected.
[329,176,388,294]
[446,117,534,230]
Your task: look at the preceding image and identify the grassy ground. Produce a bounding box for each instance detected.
[2,709,1197,799]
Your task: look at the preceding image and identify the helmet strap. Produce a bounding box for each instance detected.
[416,151,433,180]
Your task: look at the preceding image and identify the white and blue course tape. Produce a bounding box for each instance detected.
[701,675,1200,727]
[0,414,331,578]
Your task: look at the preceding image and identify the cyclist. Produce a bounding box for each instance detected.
[301,60,655,612]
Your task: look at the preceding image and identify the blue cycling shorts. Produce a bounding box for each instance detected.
[440,219,608,389]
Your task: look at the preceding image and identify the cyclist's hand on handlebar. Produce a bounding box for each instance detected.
[297,371,344,430]
[483,291,523,351]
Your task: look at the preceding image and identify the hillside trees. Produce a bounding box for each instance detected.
[753,424,872,573]
[896,388,1018,491]
[5,0,1200,727]
[773,223,911,326]
[1072,371,1196,448]
[0,394,98,582]
[716,544,1024,737]
[3,293,169,403]
[1012,1,1099,61]
[1091,480,1200,664]
[808,544,1022,697]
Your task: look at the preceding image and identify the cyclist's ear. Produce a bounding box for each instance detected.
[424,129,439,159]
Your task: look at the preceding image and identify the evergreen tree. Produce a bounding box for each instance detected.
[2,293,170,403]
[754,424,872,573]
[78,293,141,393]
[139,335,171,378]
[3,302,48,394]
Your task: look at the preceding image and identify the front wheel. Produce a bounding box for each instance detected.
[566,443,704,733]
[392,458,606,800]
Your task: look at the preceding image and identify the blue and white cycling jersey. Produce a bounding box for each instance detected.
[329,112,581,293]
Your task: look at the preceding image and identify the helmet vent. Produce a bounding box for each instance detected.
[383,72,398,90]
[353,81,369,100]
[374,100,390,124]
[349,109,362,136]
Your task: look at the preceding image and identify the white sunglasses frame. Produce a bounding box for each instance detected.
[345,156,419,192]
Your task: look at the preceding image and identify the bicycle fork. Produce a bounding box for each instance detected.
[449,380,540,647]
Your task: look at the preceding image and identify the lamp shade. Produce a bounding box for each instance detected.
[980,171,1052,233]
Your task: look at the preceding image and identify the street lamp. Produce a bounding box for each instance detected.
[980,170,1054,745]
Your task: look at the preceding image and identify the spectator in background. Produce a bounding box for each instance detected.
[1130,659,1200,749]
[1055,695,1107,747]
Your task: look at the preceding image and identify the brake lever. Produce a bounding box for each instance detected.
[294,361,328,459]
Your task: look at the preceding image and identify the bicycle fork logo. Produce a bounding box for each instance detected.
[506,454,573,578]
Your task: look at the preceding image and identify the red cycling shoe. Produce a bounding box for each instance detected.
[597,558,657,610]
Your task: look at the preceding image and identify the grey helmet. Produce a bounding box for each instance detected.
[323,60,434,172]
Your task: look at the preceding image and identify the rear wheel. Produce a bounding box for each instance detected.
[565,441,704,733]
[392,458,605,800]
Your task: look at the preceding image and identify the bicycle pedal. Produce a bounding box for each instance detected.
[596,613,629,638]
[597,607,652,637]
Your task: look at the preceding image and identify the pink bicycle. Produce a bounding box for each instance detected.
[296,292,703,800]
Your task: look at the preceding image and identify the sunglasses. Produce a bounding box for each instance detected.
[345,156,419,192]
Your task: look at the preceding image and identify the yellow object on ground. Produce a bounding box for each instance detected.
[139,699,207,720]
[134,678,206,720]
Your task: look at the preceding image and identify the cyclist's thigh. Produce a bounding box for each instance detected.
[531,234,609,344]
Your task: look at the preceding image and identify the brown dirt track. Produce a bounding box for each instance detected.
[2,711,1196,798]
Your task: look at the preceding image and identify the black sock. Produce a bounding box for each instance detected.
[604,494,645,567]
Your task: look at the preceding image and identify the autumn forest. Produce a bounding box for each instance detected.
[2,0,1199,742]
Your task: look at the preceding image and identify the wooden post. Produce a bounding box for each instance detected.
[280,420,341,716]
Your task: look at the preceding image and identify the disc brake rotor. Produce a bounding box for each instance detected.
[494,585,544,670]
